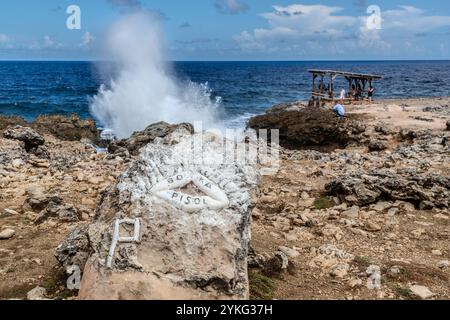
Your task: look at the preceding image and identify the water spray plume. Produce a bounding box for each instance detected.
[90,13,221,138]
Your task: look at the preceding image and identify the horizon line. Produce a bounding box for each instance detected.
[0,59,450,63]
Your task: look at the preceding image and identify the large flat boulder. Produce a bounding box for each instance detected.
[248,107,366,150]
[69,126,258,299]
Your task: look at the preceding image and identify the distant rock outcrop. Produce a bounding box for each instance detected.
[248,106,366,150]
[0,114,99,142]
[33,114,99,142]
[58,124,259,300]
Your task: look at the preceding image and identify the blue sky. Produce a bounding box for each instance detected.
[0,0,450,60]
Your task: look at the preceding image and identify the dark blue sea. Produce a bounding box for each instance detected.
[1,60,449,128]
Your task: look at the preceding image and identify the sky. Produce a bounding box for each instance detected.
[0,0,450,60]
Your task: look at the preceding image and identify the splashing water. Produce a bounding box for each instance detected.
[90,13,222,138]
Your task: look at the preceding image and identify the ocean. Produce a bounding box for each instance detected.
[1,60,449,129]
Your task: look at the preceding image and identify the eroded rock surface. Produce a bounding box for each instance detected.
[248,107,366,150]
[0,114,99,142]
[108,121,194,155]
[70,127,258,300]
[3,126,45,152]
[325,170,450,208]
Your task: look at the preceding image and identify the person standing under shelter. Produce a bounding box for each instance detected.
[339,89,346,103]
[368,86,375,103]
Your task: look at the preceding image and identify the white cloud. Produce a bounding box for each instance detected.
[0,34,8,43]
[81,31,96,47]
[215,0,248,14]
[29,35,63,50]
[0,34,14,49]
[234,4,358,52]
[382,6,450,32]
[233,4,450,57]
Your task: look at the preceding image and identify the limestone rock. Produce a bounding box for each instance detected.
[108,121,194,156]
[3,125,44,152]
[330,263,349,278]
[326,170,450,208]
[33,114,99,142]
[368,139,388,152]
[278,246,299,258]
[0,229,15,240]
[364,221,382,232]
[248,107,366,150]
[22,195,79,224]
[27,286,48,300]
[310,244,354,276]
[341,206,359,219]
[54,225,91,270]
[65,128,259,300]
[409,285,435,300]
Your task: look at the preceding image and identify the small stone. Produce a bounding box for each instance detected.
[348,278,363,288]
[419,201,434,210]
[387,207,399,216]
[364,221,382,232]
[409,285,435,300]
[12,158,25,168]
[437,260,449,269]
[278,246,300,258]
[350,228,369,237]
[431,250,442,256]
[341,206,359,219]
[330,263,349,278]
[368,139,388,152]
[389,266,401,275]
[400,202,416,213]
[3,208,19,216]
[269,231,281,239]
[322,224,344,241]
[88,177,104,184]
[0,229,15,240]
[434,213,449,220]
[411,228,426,238]
[81,197,95,206]
[274,251,289,270]
[27,286,48,300]
[300,191,310,200]
[371,201,392,212]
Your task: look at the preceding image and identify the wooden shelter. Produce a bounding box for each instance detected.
[308,69,382,106]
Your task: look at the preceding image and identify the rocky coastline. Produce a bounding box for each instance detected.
[1,97,450,300]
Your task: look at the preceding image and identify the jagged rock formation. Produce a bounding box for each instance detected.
[32,114,99,142]
[107,121,194,155]
[248,107,367,150]
[325,169,450,208]
[3,126,45,153]
[0,114,99,142]
[58,125,259,300]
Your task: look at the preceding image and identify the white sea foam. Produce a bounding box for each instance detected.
[90,12,222,138]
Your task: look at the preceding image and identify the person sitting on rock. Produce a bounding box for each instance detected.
[332,103,346,119]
